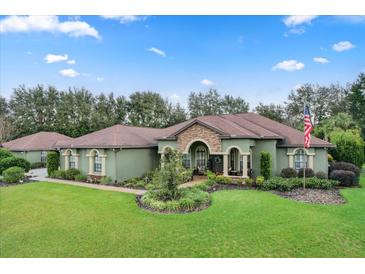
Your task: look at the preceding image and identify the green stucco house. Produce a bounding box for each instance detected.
[1,131,74,164]
[56,113,333,182]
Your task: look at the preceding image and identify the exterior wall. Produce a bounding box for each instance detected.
[59,147,159,182]
[276,148,288,175]
[117,148,159,182]
[221,139,255,154]
[176,123,221,153]
[313,148,328,175]
[158,140,177,153]
[251,140,277,177]
[10,151,43,164]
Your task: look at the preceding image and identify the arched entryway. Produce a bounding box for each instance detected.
[184,140,212,174]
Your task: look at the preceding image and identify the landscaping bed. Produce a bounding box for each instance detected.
[272,188,345,204]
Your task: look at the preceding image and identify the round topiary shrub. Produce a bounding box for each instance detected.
[65,168,81,180]
[0,156,31,174]
[280,167,297,178]
[315,171,327,179]
[329,162,360,178]
[329,170,358,187]
[297,168,314,178]
[2,166,25,184]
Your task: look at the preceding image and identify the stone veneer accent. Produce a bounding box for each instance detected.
[176,123,221,153]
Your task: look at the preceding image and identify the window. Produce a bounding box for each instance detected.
[41,151,47,163]
[196,146,207,169]
[294,149,307,171]
[182,153,191,169]
[229,148,239,171]
[94,152,102,173]
[69,156,76,169]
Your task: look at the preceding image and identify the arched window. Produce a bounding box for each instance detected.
[294,149,307,171]
[182,153,191,169]
[94,151,102,173]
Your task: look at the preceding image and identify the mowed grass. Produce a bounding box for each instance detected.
[1,171,364,258]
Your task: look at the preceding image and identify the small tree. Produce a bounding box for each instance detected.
[260,151,272,180]
[153,148,187,200]
[47,151,60,176]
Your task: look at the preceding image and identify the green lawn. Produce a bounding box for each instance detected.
[1,171,364,258]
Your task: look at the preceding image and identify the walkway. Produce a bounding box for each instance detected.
[27,168,207,195]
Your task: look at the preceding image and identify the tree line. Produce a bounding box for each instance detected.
[0,86,250,141]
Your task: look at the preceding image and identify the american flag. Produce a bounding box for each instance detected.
[304,105,313,148]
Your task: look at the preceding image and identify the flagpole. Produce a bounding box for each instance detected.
[303,103,306,190]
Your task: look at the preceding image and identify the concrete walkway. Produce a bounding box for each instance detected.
[27,168,207,195]
[28,168,146,195]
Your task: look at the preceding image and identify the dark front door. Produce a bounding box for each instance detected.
[209,155,223,174]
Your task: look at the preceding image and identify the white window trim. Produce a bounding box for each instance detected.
[86,149,107,176]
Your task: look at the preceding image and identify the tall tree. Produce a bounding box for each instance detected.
[127,91,170,128]
[285,83,346,128]
[0,96,13,142]
[167,102,187,126]
[254,103,286,123]
[346,73,365,138]
[188,89,249,118]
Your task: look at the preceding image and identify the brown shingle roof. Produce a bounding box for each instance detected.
[59,112,333,149]
[2,132,74,151]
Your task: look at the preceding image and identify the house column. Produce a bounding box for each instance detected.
[288,155,294,168]
[88,156,93,175]
[223,154,228,176]
[241,155,248,178]
[64,155,69,170]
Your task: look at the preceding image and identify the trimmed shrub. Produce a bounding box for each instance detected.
[141,187,210,212]
[30,162,46,169]
[51,170,66,179]
[260,151,272,179]
[329,130,364,168]
[297,168,314,178]
[0,148,13,159]
[329,162,360,178]
[0,156,31,174]
[100,176,113,185]
[315,171,327,179]
[245,178,254,187]
[47,151,59,176]
[65,168,81,180]
[328,153,334,163]
[329,170,358,187]
[280,167,297,178]
[2,166,25,184]
[215,175,233,185]
[256,175,265,186]
[181,168,193,183]
[74,174,87,182]
[262,176,338,191]
[121,177,147,188]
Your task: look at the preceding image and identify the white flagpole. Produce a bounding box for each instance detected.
[303,104,306,190]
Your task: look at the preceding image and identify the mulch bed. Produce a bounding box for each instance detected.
[135,195,212,214]
[0,177,36,187]
[208,184,257,193]
[272,188,346,204]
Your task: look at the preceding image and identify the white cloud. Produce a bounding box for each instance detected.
[0,16,100,39]
[59,68,80,78]
[332,41,355,52]
[44,54,68,63]
[283,16,318,27]
[313,57,329,64]
[272,60,305,72]
[147,47,166,57]
[201,79,214,86]
[286,27,306,35]
[101,15,148,24]
[96,77,104,82]
[67,59,76,65]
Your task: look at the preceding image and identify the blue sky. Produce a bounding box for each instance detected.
[0,15,364,108]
